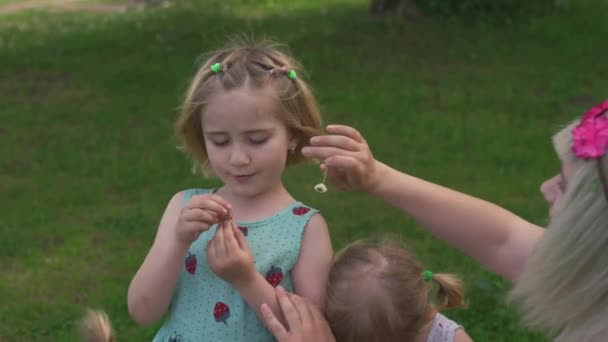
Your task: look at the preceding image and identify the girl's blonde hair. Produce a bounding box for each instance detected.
[509,118,608,341]
[326,239,466,342]
[175,38,322,175]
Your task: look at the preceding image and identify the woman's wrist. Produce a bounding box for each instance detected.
[368,161,393,195]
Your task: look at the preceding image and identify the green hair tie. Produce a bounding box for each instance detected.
[287,69,297,80]
[423,270,433,282]
[211,62,222,73]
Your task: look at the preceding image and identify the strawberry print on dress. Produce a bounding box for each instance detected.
[292,206,310,216]
[238,226,249,236]
[185,252,197,275]
[214,301,230,325]
[265,266,284,287]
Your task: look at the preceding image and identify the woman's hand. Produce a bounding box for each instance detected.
[261,286,336,342]
[302,124,383,193]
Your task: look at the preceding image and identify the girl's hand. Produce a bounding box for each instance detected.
[176,194,231,246]
[207,220,256,287]
[261,286,336,342]
[302,124,382,193]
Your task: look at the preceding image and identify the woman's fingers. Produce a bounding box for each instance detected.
[324,124,365,144]
[261,304,288,339]
[309,134,361,152]
[276,286,301,329]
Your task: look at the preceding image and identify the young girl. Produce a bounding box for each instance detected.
[325,240,471,342]
[300,99,608,341]
[261,239,472,342]
[126,40,333,341]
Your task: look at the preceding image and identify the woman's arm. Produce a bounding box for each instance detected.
[371,163,544,281]
[303,124,544,281]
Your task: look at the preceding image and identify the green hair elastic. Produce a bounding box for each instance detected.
[423,270,433,282]
[210,62,222,73]
[287,69,297,80]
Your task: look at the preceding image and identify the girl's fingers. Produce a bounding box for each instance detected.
[213,222,227,258]
[207,194,232,209]
[184,208,218,224]
[189,194,231,214]
[232,222,250,253]
[223,221,240,254]
[206,237,216,259]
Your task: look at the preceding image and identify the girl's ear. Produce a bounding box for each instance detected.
[288,134,298,152]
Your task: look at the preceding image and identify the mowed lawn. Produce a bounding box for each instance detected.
[2,0,607,340]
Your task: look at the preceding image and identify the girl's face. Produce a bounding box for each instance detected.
[202,87,295,199]
[540,160,575,214]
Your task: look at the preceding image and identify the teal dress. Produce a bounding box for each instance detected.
[153,189,319,342]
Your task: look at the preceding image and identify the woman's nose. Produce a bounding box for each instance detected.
[540,176,559,205]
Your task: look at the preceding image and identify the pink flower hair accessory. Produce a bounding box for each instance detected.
[571,99,608,159]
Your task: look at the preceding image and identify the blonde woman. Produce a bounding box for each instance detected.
[299,99,608,341]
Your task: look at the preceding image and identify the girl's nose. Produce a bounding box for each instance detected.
[229,146,250,166]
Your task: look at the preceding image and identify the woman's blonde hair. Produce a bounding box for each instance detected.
[326,239,466,342]
[509,119,608,341]
[175,38,322,175]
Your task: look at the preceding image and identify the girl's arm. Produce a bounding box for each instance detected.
[371,163,544,281]
[291,214,333,310]
[454,329,474,342]
[128,191,230,325]
[127,192,188,325]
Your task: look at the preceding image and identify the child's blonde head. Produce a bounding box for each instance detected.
[79,309,114,342]
[509,116,608,341]
[326,239,466,342]
[175,38,322,175]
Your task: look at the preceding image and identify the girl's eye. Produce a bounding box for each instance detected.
[211,140,229,147]
[249,137,268,145]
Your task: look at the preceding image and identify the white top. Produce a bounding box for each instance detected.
[426,312,462,342]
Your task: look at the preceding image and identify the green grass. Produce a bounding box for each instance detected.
[2,0,607,340]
